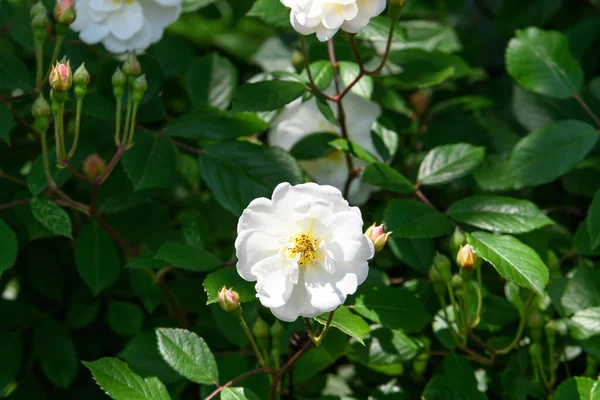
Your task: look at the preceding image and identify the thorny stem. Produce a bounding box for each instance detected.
[34,40,44,89]
[68,97,83,159]
[126,101,139,147]
[114,96,122,145]
[0,199,31,211]
[239,314,267,367]
[572,92,600,129]
[56,102,66,164]
[204,368,267,400]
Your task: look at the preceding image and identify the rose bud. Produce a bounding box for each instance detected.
[218,286,240,313]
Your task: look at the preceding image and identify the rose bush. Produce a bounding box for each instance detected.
[0,0,600,399]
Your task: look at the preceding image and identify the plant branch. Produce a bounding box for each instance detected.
[573,92,600,129]
[494,292,536,355]
[204,368,267,400]
[0,199,31,211]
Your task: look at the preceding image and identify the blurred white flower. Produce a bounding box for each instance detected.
[236,182,374,322]
[281,0,387,41]
[268,91,382,205]
[70,0,182,54]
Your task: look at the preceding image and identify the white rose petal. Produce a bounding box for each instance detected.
[70,0,182,54]
[235,182,374,322]
[268,91,382,205]
[282,0,387,41]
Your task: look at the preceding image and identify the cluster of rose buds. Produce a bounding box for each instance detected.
[364,223,391,253]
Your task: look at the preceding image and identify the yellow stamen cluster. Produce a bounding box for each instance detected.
[286,233,319,266]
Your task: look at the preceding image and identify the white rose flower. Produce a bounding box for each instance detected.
[235,182,374,322]
[268,91,382,205]
[281,0,387,42]
[69,0,182,54]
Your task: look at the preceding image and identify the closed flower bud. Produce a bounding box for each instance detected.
[73,63,90,98]
[112,68,127,98]
[49,60,72,92]
[122,53,141,77]
[252,317,270,339]
[132,74,147,103]
[365,223,391,252]
[30,1,47,17]
[428,267,446,297]
[83,154,106,180]
[456,244,480,270]
[433,252,452,283]
[450,228,466,252]
[270,321,285,339]
[54,0,76,26]
[218,286,240,313]
[388,0,406,20]
[451,274,463,291]
[32,94,51,119]
[31,12,49,32]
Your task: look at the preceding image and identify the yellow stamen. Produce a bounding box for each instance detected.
[285,233,322,266]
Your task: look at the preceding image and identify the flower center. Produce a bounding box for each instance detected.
[285,233,320,266]
[112,0,135,4]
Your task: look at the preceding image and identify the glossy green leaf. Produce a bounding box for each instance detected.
[203,268,255,305]
[568,307,600,340]
[329,138,379,164]
[553,377,596,400]
[302,61,333,92]
[107,301,144,337]
[418,143,485,185]
[232,80,306,112]
[294,329,347,382]
[315,307,370,345]
[246,0,290,28]
[506,27,583,99]
[156,242,221,272]
[351,286,431,332]
[385,199,452,239]
[509,120,598,186]
[165,110,267,140]
[30,198,72,238]
[561,265,600,315]
[362,163,416,194]
[338,61,373,99]
[156,328,218,385]
[0,55,31,90]
[197,141,303,216]
[289,132,338,160]
[122,134,178,190]
[34,319,79,389]
[0,218,18,275]
[84,357,171,400]
[75,222,121,295]
[188,53,237,110]
[221,387,262,400]
[448,195,553,234]
[587,189,600,250]
[466,231,549,296]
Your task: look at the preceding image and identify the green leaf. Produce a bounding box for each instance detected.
[302,61,333,92]
[329,138,379,164]
[388,237,435,273]
[246,0,290,28]
[417,143,485,185]
[156,328,219,385]
[232,80,307,112]
[75,222,121,295]
[348,327,421,375]
[362,163,416,194]
[84,358,171,400]
[561,265,600,315]
[386,50,471,89]
[506,27,583,99]
[128,269,163,313]
[568,307,600,340]
[466,231,549,296]
[553,377,596,400]
[315,307,370,345]
[180,210,208,247]
[0,218,18,276]
[126,254,169,270]
[165,110,268,140]
[123,135,178,190]
[293,329,347,382]
[448,195,553,234]
[188,53,237,110]
[107,301,144,337]
[221,387,262,400]
[30,198,72,238]
[509,120,598,186]
[0,332,23,391]
[0,104,15,145]
[338,61,373,99]
[34,319,79,389]
[26,148,72,194]
[289,132,339,160]
[473,156,524,192]
[395,20,462,53]
[118,332,181,384]
[197,141,303,216]
[351,286,431,332]
[203,268,256,305]
[66,302,101,329]
[385,199,452,239]
[156,242,221,272]
[0,55,32,90]
[587,189,600,249]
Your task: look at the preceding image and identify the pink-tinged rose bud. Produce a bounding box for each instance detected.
[122,53,142,77]
[456,244,480,270]
[54,0,76,25]
[83,154,106,180]
[364,223,391,252]
[218,286,240,313]
[49,60,72,92]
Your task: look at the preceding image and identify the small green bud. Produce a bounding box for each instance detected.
[433,252,452,283]
[30,1,47,17]
[270,321,285,339]
[451,274,463,291]
[450,228,466,252]
[456,244,480,271]
[428,267,446,297]
[217,287,240,313]
[73,63,90,98]
[112,68,127,98]
[83,154,106,180]
[132,74,147,103]
[122,53,142,77]
[32,94,51,119]
[31,13,49,40]
[252,317,270,339]
[529,342,542,358]
[528,309,544,329]
[388,0,406,20]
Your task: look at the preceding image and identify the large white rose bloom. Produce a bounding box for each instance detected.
[69,0,182,54]
[268,92,382,205]
[236,182,374,322]
[281,0,387,41]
